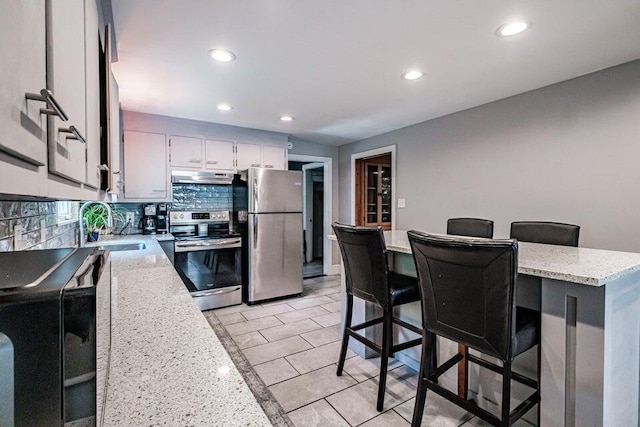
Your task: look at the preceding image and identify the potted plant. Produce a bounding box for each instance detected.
[82,204,126,242]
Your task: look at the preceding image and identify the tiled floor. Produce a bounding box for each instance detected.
[206,276,518,427]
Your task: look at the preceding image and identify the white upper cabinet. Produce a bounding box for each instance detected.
[123,130,168,199]
[84,0,101,188]
[46,0,87,183]
[170,135,203,168]
[236,143,262,171]
[0,1,48,167]
[262,145,287,169]
[205,140,235,170]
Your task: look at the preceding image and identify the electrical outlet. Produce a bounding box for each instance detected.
[126,212,135,224]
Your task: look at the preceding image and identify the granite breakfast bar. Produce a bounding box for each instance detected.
[331,230,640,427]
[94,235,270,426]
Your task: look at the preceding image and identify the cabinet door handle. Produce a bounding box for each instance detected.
[98,164,109,171]
[264,165,274,168]
[206,160,218,165]
[58,126,86,144]
[112,171,120,175]
[25,89,69,121]
[151,189,165,193]
[189,159,201,163]
[251,163,260,167]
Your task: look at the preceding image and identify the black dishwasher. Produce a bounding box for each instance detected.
[0,247,109,427]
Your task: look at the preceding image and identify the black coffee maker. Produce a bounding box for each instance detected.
[156,204,168,234]
[141,204,157,235]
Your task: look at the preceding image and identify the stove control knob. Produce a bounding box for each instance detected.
[180,214,184,219]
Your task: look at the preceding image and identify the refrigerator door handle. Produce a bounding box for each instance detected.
[253,214,258,249]
[253,178,258,212]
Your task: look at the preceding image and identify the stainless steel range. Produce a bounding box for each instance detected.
[170,210,242,310]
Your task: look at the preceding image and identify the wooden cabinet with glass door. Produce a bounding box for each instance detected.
[357,156,391,230]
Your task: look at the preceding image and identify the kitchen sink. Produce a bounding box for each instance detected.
[98,242,147,252]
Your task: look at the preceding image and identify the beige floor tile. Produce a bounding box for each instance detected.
[260,319,323,342]
[326,375,416,426]
[241,303,295,320]
[224,316,283,336]
[288,399,350,427]
[232,331,268,350]
[300,324,343,347]
[320,301,342,312]
[211,303,261,316]
[360,410,411,426]
[285,341,355,374]
[276,306,330,323]
[314,275,340,283]
[341,355,403,382]
[394,395,474,427]
[253,358,300,386]
[312,311,342,327]
[389,364,420,387]
[269,365,357,412]
[288,295,336,310]
[243,335,313,365]
[462,414,533,426]
[215,312,248,325]
[328,293,343,302]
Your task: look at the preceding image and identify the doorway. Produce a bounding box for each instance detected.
[350,145,396,230]
[288,159,329,278]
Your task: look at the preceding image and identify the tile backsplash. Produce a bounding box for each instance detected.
[0,201,78,252]
[171,184,232,211]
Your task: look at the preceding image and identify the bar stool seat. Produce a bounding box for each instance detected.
[389,272,421,306]
[513,307,539,358]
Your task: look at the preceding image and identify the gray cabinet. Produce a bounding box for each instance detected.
[107,71,122,195]
[46,0,88,184]
[123,130,168,199]
[205,139,235,170]
[236,143,262,170]
[0,1,48,167]
[169,135,202,168]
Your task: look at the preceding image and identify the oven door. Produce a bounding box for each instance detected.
[174,238,242,310]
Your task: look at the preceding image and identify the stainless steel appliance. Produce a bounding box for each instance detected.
[170,210,242,310]
[171,170,234,185]
[0,247,110,427]
[233,168,303,304]
[142,203,157,235]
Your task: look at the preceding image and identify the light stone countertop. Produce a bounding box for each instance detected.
[91,234,270,426]
[330,230,640,286]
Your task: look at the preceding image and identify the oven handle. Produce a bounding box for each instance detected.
[175,240,241,252]
[191,286,242,297]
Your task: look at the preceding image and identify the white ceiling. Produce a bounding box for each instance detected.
[111,0,640,146]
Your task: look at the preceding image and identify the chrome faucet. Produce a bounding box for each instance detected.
[78,201,113,247]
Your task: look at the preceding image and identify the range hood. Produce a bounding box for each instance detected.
[171,170,234,185]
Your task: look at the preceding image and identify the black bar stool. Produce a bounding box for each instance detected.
[510,221,580,247]
[332,222,425,412]
[447,217,494,400]
[447,217,494,239]
[408,231,540,427]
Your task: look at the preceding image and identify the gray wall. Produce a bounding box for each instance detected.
[339,59,640,252]
[123,110,289,148]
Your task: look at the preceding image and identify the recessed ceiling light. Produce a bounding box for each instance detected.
[402,70,423,80]
[280,115,294,122]
[209,49,236,62]
[496,22,528,37]
[217,104,232,111]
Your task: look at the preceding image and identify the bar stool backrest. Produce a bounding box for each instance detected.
[510,221,580,247]
[447,218,494,239]
[332,223,390,309]
[408,231,519,361]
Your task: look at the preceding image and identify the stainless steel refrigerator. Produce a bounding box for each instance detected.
[234,168,303,303]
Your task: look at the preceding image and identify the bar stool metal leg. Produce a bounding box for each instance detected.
[377,309,393,411]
